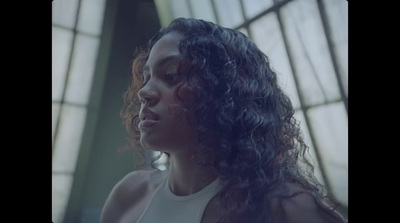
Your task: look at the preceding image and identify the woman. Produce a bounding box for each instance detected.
[101,18,347,223]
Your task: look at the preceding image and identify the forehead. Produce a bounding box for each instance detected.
[145,32,184,69]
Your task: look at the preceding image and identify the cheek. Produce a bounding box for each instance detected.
[176,84,196,106]
[167,103,197,129]
[167,84,197,125]
[168,104,184,116]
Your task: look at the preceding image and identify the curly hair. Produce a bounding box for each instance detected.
[121,18,344,223]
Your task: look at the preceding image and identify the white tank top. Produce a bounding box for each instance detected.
[137,175,222,223]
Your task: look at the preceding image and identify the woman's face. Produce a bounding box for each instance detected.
[137,32,197,154]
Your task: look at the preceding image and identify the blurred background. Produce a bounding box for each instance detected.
[52,0,348,222]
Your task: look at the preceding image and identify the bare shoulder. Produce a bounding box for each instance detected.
[112,169,165,197]
[100,169,166,223]
[271,183,346,223]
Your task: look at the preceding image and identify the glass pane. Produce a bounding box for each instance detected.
[293,110,324,184]
[323,0,348,96]
[52,27,74,101]
[280,0,340,106]
[53,105,87,173]
[52,103,61,144]
[214,0,244,28]
[188,0,216,23]
[52,174,74,223]
[169,0,191,19]
[237,27,249,37]
[52,0,80,28]
[242,0,274,19]
[76,0,107,36]
[307,102,348,206]
[64,34,100,105]
[249,13,301,109]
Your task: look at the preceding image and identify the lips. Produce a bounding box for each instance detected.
[139,108,159,128]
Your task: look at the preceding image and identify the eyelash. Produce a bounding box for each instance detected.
[164,73,179,84]
[140,73,179,87]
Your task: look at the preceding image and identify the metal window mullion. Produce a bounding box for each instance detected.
[233,0,294,30]
[52,23,100,39]
[53,171,75,175]
[301,98,343,111]
[186,0,194,18]
[273,3,332,191]
[52,0,83,151]
[237,0,254,39]
[210,0,220,25]
[316,0,348,114]
[52,100,93,109]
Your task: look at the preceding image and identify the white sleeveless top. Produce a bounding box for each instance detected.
[137,175,222,223]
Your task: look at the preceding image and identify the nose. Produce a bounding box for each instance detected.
[138,85,160,107]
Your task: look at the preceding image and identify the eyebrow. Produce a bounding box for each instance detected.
[143,55,181,72]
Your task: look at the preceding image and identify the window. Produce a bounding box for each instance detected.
[52,0,106,222]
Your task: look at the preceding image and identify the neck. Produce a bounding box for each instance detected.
[167,150,217,196]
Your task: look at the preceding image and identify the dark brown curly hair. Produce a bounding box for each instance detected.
[121,18,345,223]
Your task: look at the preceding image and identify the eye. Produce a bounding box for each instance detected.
[165,73,179,84]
